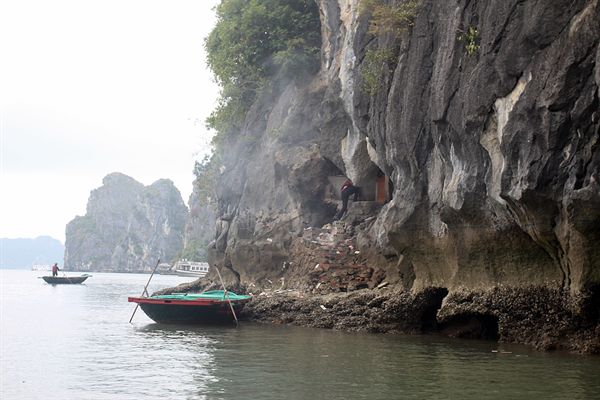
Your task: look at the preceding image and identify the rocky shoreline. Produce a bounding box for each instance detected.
[156,279,600,354]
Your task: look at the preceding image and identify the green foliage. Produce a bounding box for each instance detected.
[271,37,321,78]
[205,85,254,142]
[359,1,419,96]
[205,0,321,143]
[361,48,397,96]
[458,26,480,56]
[361,0,419,37]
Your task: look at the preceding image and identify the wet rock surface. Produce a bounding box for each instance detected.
[243,286,599,353]
[159,278,598,353]
[437,286,600,353]
[241,287,448,333]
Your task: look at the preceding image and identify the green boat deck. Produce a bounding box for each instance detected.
[151,290,251,301]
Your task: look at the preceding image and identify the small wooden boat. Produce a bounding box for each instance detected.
[41,275,91,284]
[128,290,252,324]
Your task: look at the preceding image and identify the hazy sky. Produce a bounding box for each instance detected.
[0,0,221,242]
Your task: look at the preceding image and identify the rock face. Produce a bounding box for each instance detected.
[65,173,188,272]
[181,180,217,262]
[198,0,600,351]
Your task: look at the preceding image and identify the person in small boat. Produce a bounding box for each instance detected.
[334,179,361,220]
[51,263,60,277]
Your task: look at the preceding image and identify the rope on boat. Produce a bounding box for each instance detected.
[214,265,239,327]
[129,258,161,323]
[61,271,73,284]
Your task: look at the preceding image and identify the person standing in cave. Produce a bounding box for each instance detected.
[334,179,360,220]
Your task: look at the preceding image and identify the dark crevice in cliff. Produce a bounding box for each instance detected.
[486,1,523,56]
[581,284,600,325]
[439,312,500,341]
[436,86,460,124]
[222,257,241,285]
[549,51,597,114]
[420,287,449,332]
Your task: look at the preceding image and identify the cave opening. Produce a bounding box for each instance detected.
[352,164,392,203]
[420,287,449,332]
[322,156,393,205]
[581,284,600,325]
[439,313,500,341]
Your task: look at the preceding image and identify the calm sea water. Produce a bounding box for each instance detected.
[1,270,599,400]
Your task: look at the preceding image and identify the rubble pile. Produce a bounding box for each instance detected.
[287,221,386,293]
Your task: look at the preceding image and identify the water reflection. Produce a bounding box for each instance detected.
[196,324,600,400]
[127,324,227,399]
[2,270,599,400]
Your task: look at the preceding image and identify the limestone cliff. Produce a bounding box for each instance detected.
[65,173,188,272]
[195,0,599,351]
[181,179,217,262]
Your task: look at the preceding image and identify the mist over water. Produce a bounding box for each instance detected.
[1,270,599,400]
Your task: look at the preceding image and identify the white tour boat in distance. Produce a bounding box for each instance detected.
[173,259,210,277]
[31,264,51,271]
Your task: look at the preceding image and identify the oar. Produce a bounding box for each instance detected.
[62,271,74,284]
[214,265,239,326]
[129,258,161,323]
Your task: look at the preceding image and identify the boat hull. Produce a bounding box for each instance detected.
[42,276,90,284]
[129,295,250,324]
[173,270,207,278]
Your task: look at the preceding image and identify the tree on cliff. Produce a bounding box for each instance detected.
[205,0,321,143]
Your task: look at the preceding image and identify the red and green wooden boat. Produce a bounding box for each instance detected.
[41,274,91,284]
[128,290,252,324]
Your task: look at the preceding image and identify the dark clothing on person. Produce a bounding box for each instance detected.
[340,179,353,193]
[52,264,60,277]
[335,180,360,220]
